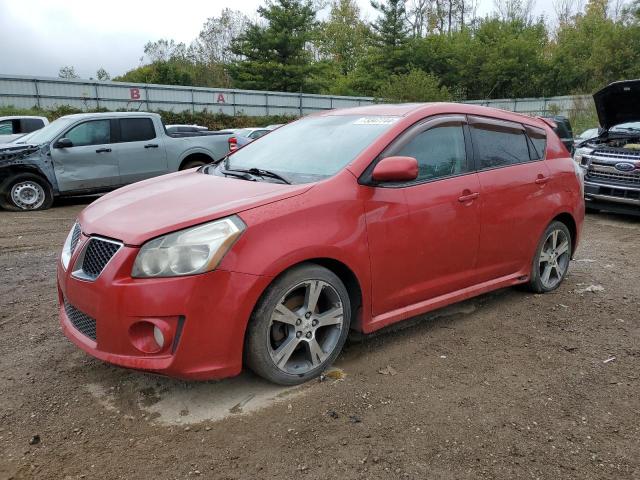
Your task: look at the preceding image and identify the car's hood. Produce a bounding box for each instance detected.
[79,170,312,245]
[593,80,640,130]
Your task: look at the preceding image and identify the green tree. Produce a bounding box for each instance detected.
[229,0,318,92]
[96,68,110,81]
[317,0,370,75]
[370,0,411,75]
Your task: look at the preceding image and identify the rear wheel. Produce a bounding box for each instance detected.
[527,221,572,293]
[245,264,351,385]
[0,173,54,211]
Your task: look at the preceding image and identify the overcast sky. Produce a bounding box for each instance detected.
[0,0,555,79]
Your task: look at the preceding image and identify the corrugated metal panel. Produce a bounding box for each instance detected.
[0,74,592,119]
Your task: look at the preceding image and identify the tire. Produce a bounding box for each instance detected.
[527,221,572,293]
[245,263,351,385]
[0,173,54,211]
[180,160,207,170]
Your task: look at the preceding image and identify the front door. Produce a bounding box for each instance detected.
[115,117,167,184]
[363,115,481,323]
[50,119,119,192]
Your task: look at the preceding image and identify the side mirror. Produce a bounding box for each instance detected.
[372,156,419,182]
[54,138,73,148]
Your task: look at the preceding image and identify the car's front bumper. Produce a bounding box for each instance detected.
[584,180,640,215]
[57,236,271,380]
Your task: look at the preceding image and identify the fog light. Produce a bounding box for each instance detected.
[153,326,165,348]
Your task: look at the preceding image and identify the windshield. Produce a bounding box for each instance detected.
[21,117,76,145]
[224,115,399,183]
[611,121,640,132]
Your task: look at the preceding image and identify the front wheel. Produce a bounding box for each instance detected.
[527,221,572,293]
[0,173,54,211]
[245,264,351,385]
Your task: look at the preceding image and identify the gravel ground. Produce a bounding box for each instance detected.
[0,198,638,480]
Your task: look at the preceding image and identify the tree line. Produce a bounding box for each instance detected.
[63,0,640,102]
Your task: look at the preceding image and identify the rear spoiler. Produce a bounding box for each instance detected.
[536,116,557,129]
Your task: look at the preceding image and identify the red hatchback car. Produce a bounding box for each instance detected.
[58,103,584,385]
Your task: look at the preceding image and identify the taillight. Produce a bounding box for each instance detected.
[228,136,237,152]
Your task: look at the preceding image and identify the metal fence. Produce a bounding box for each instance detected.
[0,74,375,117]
[0,74,589,118]
[464,95,592,117]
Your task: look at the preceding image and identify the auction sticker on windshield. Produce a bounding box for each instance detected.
[353,116,400,125]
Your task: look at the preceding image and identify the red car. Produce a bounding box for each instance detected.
[58,103,584,385]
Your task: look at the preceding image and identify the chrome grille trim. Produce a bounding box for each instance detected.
[72,236,123,281]
[70,222,82,254]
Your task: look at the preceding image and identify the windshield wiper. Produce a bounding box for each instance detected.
[220,157,291,184]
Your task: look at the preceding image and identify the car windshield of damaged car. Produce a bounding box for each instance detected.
[211,115,399,184]
[20,117,77,145]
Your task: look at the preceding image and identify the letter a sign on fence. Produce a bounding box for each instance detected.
[216,93,226,103]
[130,88,141,100]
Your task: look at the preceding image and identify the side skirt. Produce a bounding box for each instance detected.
[363,271,529,333]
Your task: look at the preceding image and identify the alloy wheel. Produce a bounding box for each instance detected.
[267,279,344,375]
[538,229,570,289]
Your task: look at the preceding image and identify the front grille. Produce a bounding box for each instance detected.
[70,222,81,253]
[64,300,97,341]
[80,238,121,280]
[587,169,640,185]
[594,148,640,159]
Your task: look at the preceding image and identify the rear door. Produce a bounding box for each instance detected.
[50,119,119,192]
[115,117,167,184]
[469,116,552,282]
[364,115,481,317]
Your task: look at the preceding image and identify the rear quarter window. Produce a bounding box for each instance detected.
[526,126,547,160]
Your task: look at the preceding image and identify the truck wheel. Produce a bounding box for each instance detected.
[245,264,351,385]
[0,173,54,211]
[527,221,572,293]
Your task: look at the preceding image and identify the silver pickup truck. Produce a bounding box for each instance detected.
[574,80,640,216]
[0,112,232,211]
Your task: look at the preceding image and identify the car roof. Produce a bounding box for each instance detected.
[321,103,548,129]
[58,112,161,120]
[0,116,48,121]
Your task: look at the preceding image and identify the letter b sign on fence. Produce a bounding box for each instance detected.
[130,88,141,100]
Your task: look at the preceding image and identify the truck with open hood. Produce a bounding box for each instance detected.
[574,80,640,215]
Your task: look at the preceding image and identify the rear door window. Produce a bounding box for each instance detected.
[119,118,156,142]
[65,120,111,147]
[469,117,531,169]
[394,124,468,181]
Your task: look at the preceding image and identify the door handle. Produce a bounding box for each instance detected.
[95,148,111,153]
[458,192,479,203]
[144,144,159,148]
[535,175,549,185]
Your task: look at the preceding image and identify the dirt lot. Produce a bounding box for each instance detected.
[0,199,638,480]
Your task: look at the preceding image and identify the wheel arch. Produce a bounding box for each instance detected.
[551,212,577,258]
[247,256,365,335]
[178,152,215,170]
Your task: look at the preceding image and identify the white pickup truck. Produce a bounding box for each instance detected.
[0,116,49,143]
[0,112,233,211]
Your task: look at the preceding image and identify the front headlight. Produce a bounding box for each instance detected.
[61,221,80,270]
[573,146,593,165]
[131,216,245,278]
